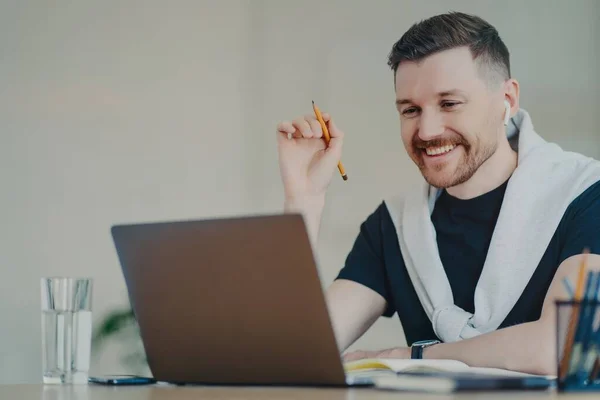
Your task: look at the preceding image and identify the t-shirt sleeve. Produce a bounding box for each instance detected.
[559,180,600,263]
[335,202,395,317]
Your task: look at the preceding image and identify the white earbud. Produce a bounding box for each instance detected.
[503,100,511,126]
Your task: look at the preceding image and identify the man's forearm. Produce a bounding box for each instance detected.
[362,255,600,373]
[424,254,600,376]
[424,320,555,376]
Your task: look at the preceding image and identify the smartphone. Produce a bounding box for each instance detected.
[88,375,156,385]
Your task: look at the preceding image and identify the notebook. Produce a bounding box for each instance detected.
[344,359,554,393]
[344,358,553,379]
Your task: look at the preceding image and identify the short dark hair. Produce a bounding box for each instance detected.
[387,12,511,85]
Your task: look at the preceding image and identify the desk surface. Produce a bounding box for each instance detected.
[2,384,599,400]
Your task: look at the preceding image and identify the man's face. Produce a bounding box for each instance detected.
[395,47,503,189]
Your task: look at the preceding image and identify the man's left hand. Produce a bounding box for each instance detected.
[343,347,411,362]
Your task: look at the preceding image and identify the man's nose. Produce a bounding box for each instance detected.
[417,110,445,141]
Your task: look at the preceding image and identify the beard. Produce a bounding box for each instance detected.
[411,131,497,189]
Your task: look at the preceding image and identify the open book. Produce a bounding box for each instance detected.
[344,358,554,393]
[344,358,551,379]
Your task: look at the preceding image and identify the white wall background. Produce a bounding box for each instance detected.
[1,0,598,384]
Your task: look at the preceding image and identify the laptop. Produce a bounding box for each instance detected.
[110,213,359,387]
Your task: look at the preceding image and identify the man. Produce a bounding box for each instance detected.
[276,12,600,376]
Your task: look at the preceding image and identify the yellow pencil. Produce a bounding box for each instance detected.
[558,248,590,379]
[312,101,348,181]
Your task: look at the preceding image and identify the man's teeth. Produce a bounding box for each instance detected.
[425,145,456,156]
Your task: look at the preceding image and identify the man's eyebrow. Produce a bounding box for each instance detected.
[395,89,468,106]
[438,89,468,97]
[395,98,412,106]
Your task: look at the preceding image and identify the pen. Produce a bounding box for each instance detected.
[312,101,348,181]
[562,277,575,299]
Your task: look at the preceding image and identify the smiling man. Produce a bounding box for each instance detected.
[275,12,600,375]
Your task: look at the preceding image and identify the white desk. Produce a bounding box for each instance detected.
[2,384,599,400]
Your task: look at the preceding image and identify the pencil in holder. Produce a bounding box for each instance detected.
[556,300,600,392]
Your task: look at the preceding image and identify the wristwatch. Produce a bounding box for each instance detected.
[410,339,440,359]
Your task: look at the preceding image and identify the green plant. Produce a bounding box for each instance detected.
[92,307,148,373]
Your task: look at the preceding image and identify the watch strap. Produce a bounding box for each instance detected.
[410,340,440,360]
[411,344,424,359]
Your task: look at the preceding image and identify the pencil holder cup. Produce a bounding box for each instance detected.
[556,300,600,392]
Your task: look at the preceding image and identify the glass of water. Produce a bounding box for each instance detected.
[41,277,93,384]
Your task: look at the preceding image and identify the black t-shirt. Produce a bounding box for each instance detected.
[335,179,600,346]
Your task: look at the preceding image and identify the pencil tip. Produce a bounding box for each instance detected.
[312,100,315,105]
[342,174,348,181]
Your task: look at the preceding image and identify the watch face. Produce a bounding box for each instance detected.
[413,339,440,347]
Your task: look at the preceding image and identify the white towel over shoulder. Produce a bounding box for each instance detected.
[384,108,600,343]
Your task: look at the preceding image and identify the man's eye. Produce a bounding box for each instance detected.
[402,107,418,116]
[441,101,459,109]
